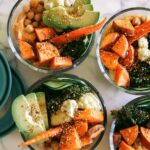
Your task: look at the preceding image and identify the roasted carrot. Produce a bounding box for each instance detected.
[74,109,104,123]
[128,21,150,44]
[88,124,105,139]
[120,125,138,145]
[101,32,120,49]
[114,64,130,87]
[35,27,55,42]
[50,18,107,45]
[74,120,88,137]
[120,45,135,68]
[112,35,129,58]
[113,19,135,36]
[49,56,72,70]
[36,42,60,63]
[101,50,119,70]
[18,40,35,60]
[19,127,62,147]
[60,124,82,150]
[119,141,135,150]
[140,127,150,150]
[81,134,93,147]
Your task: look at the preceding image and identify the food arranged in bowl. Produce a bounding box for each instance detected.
[10,0,106,72]
[11,75,107,150]
[99,10,150,90]
[110,96,150,150]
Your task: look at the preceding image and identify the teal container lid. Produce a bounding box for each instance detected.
[0,52,12,109]
[0,67,25,137]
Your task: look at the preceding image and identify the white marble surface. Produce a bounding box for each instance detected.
[0,0,149,150]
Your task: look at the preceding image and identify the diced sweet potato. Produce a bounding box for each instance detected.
[101,50,119,70]
[74,121,88,137]
[60,124,82,150]
[120,45,135,68]
[49,56,72,70]
[74,109,104,124]
[88,124,105,139]
[120,125,138,145]
[18,40,35,60]
[101,32,120,49]
[112,35,129,58]
[80,134,93,147]
[113,19,135,36]
[119,141,135,150]
[35,28,55,42]
[36,42,60,63]
[114,64,130,87]
[32,61,49,68]
[140,127,150,150]
[113,132,122,148]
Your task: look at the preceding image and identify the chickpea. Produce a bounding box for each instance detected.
[25,24,34,33]
[30,0,39,8]
[24,19,31,26]
[27,11,34,20]
[23,4,30,13]
[32,21,39,28]
[131,17,141,26]
[34,13,42,22]
[37,4,44,13]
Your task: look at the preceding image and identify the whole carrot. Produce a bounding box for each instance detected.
[19,127,62,147]
[50,18,107,45]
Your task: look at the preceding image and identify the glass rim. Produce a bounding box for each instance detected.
[7,0,95,74]
[96,7,150,95]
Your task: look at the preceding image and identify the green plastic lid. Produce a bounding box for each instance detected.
[0,52,12,109]
[0,67,25,137]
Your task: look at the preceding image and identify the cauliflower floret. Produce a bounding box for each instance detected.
[61,100,78,118]
[44,0,64,9]
[138,37,149,48]
[138,47,150,61]
[78,93,101,110]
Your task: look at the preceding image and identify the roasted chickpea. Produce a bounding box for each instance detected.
[27,11,34,20]
[32,21,39,28]
[24,19,31,26]
[140,16,147,23]
[25,24,34,33]
[131,17,141,26]
[34,13,42,22]
[30,0,39,8]
[37,4,44,13]
[23,4,30,13]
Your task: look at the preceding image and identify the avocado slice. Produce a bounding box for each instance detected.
[12,93,46,139]
[73,0,91,7]
[43,6,99,29]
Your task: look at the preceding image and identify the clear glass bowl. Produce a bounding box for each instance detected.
[22,74,107,150]
[109,95,150,150]
[96,7,150,95]
[7,0,95,74]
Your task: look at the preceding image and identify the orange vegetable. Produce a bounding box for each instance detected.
[113,19,135,36]
[113,132,122,148]
[35,27,55,42]
[101,50,119,70]
[119,141,135,150]
[60,124,82,150]
[101,32,120,49]
[114,64,130,87]
[74,120,88,137]
[80,135,93,147]
[74,109,104,123]
[49,56,72,70]
[36,42,60,63]
[120,125,138,145]
[32,61,49,68]
[18,40,35,60]
[120,45,135,68]
[112,35,129,58]
[50,18,107,45]
[88,124,105,139]
[128,21,150,44]
[140,127,150,150]
[19,127,62,147]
